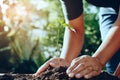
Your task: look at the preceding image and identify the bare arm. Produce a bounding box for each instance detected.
[60,14,84,63]
[93,7,120,66]
[33,14,84,78]
[33,1,84,77]
[66,7,120,79]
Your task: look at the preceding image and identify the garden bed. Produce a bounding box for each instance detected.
[0,66,119,80]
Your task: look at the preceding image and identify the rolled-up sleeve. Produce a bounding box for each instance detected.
[60,0,83,20]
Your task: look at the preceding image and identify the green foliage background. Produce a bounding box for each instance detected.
[0,0,101,73]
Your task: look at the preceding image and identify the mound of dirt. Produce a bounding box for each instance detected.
[37,66,120,80]
[0,66,119,80]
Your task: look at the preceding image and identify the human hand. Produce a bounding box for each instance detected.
[33,57,70,78]
[66,55,103,79]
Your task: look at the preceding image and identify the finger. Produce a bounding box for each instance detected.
[71,63,86,74]
[38,58,61,72]
[75,66,93,78]
[66,62,80,78]
[84,70,100,79]
[71,58,95,74]
[50,62,59,67]
[66,59,79,74]
[33,58,62,78]
[66,60,85,78]
[67,56,89,74]
[33,61,50,77]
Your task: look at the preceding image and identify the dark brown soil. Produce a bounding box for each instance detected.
[0,66,120,80]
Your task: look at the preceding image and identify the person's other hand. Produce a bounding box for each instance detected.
[66,55,103,79]
[33,57,70,78]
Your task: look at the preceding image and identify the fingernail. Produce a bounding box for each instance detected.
[84,75,90,79]
[75,74,82,78]
[68,73,74,77]
[66,70,70,74]
[32,74,36,78]
[66,69,71,74]
[50,62,56,67]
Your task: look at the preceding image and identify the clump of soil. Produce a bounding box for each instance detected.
[38,66,70,80]
[37,66,120,80]
[0,66,119,80]
[0,74,33,80]
[0,74,14,80]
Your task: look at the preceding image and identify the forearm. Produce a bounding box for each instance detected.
[60,14,84,63]
[93,26,120,66]
[93,8,120,67]
[59,0,84,63]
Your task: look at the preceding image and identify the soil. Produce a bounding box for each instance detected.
[0,66,120,80]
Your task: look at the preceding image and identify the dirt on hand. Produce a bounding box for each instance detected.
[0,66,120,80]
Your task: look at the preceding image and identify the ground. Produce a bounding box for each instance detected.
[0,66,119,80]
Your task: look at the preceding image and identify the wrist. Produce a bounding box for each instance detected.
[60,55,72,64]
[59,57,71,66]
[93,56,104,68]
